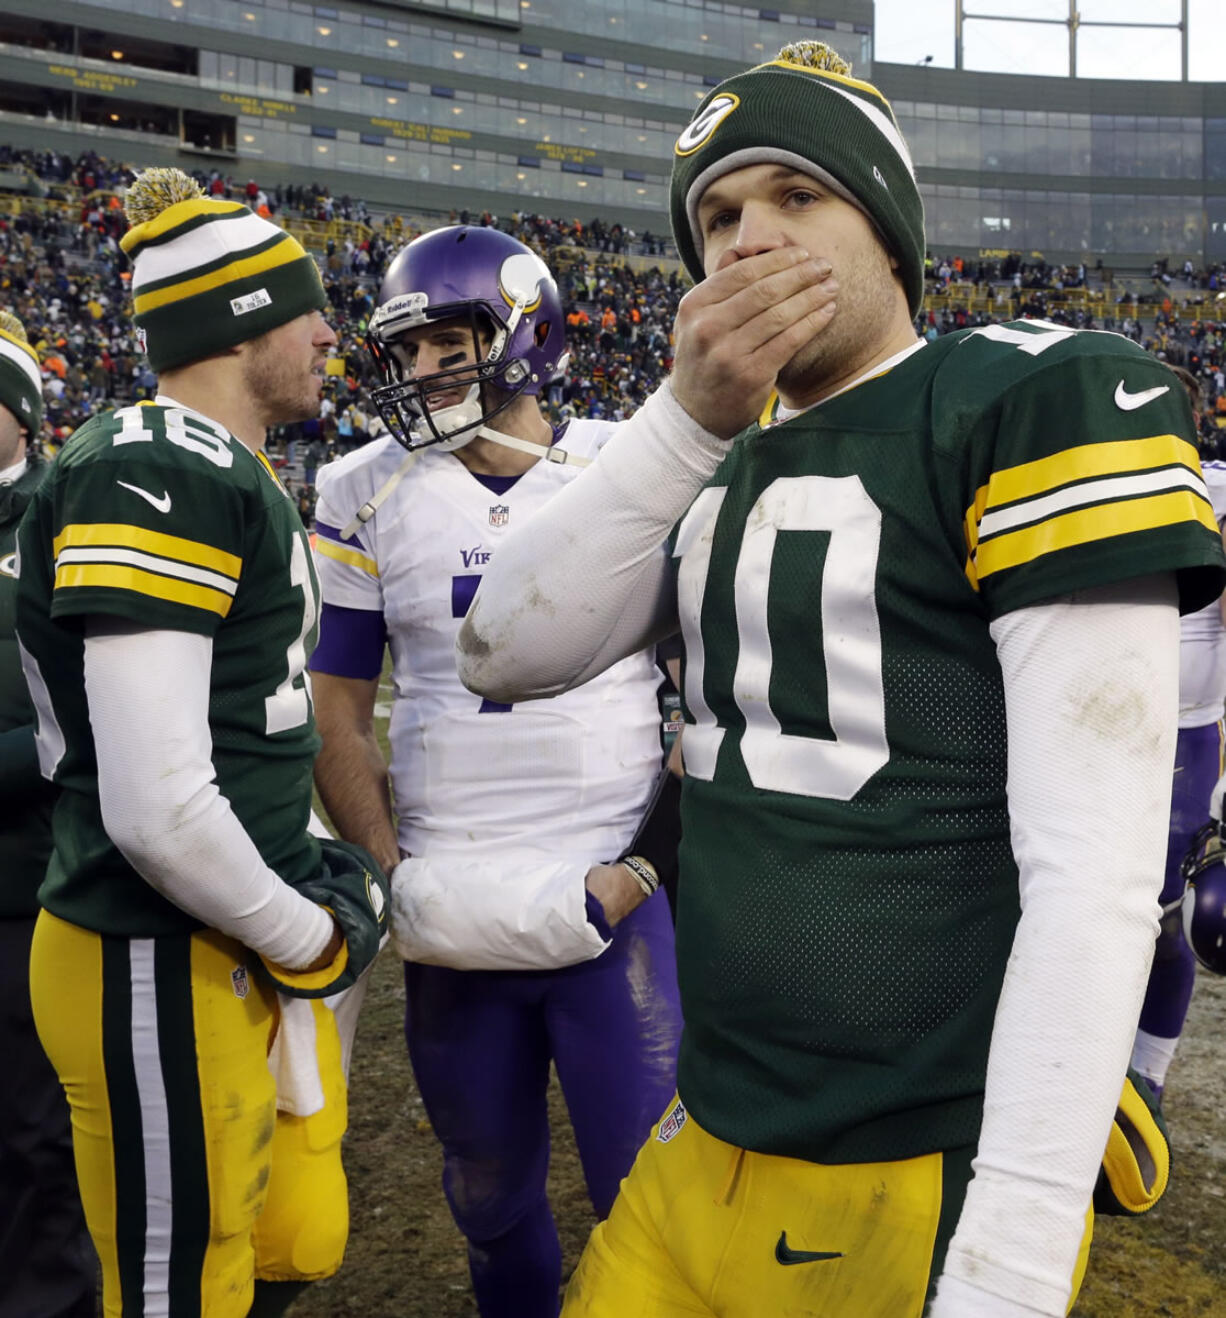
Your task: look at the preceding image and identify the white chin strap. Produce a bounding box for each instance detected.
[471,425,590,467]
[410,387,484,452]
[342,399,590,540]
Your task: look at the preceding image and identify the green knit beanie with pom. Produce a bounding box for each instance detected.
[120,167,326,372]
[0,310,42,438]
[669,41,926,316]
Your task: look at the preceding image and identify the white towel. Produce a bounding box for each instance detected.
[269,811,382,1114]
[267,949,383,1116]
[268,995,324,1117]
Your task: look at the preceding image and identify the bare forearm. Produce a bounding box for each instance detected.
[314,727,400,875]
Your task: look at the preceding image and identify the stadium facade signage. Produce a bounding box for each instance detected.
[369,117,472,146]
[220,92,297,118]
[46,63,137,95]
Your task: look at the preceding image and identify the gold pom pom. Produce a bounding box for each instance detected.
[0,310,28,343]
[124,167,205,226]
[776,40,853,77]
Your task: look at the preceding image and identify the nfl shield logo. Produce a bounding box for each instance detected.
[231,965,249,1000]
[655,1098,687,1144]
[489,504,510,527]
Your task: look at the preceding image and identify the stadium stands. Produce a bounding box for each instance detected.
[5,144,1224,525]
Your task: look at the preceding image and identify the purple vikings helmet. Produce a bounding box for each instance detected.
[1178,823,1226,974]
[367,225,568,452]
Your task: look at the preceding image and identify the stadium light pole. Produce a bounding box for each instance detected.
[1070,1,1077,80]
[955,0,1190,80]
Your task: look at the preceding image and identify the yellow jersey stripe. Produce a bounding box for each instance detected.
[52,523,241,581]
[963,482,991,568]
[315,536,379,579]
[56,546,239,596]
[963,435,1201,561]
[973,435,1198,520]
[132,239,303,315]
[256,450,283,486]
[54,563,234,616]
[973,489,1219,583]
[980,468,1208,541]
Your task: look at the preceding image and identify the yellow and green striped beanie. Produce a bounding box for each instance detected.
[120,168,326,372]
[670,41,926,316]
[0,310,42,437]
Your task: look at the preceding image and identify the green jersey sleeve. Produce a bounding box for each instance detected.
[44,404,249,636]
[940,322,1226,618]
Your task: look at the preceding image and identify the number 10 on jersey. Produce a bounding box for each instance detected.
[674,474,888,802]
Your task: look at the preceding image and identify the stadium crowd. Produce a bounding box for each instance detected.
[4,144,1226,513]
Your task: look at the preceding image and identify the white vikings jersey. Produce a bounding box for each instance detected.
[313,422,662,861]
[1179,460,1226,726]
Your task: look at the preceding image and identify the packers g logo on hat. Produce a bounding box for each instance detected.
[675,94,740,157]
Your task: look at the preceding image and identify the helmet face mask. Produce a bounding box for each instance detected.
[1178,821,1226,974]
[368,226,569,453]
[372,309,499,453]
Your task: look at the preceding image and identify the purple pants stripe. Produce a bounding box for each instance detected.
[404,890,681,1318]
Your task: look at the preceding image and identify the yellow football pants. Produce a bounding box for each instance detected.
[562,1095,1092,1317]
[30,910,349,1318]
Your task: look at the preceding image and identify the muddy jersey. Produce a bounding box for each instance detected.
[670,321,1226,1164]
[16,399,321,936]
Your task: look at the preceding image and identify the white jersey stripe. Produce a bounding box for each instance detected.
[129,938,172,1315]
[55,546,239,595]
[979,467,1208,541]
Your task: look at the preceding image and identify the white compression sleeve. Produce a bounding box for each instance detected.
[457,380,732,701]
[84,625,335,969]
[931,574,1179,1317]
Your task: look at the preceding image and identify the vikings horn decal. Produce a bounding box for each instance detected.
[498,251,551,314]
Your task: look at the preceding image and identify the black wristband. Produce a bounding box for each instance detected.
[620,854,660,897]
[625,766,682,887]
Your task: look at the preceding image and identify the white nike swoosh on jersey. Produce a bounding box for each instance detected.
[117,480,172,513]
[1114,381,1171,411]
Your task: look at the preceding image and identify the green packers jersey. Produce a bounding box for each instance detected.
[0,455,55,918]
[671,321,1226,1165]
[15,401,321,936]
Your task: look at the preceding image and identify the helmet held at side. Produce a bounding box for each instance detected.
[1179,821,1226,974]
[367,225,568,452]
